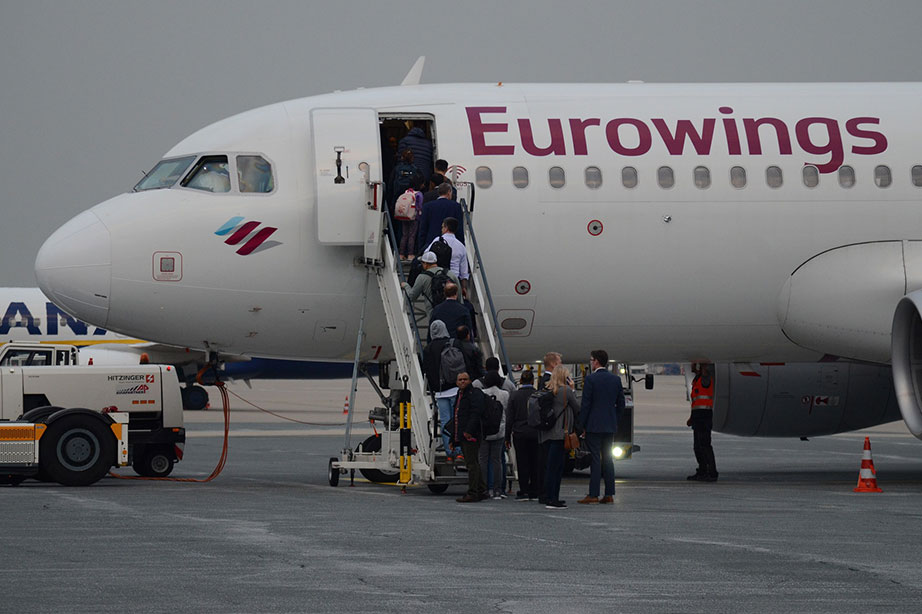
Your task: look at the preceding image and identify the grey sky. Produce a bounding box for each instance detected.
[3,0,922,286]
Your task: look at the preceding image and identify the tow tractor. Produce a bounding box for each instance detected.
[0,362,185,485]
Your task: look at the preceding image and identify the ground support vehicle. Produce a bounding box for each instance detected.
[0,364,185,484]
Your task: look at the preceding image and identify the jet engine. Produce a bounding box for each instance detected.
[711,362,901,437]
[890,290,922,439]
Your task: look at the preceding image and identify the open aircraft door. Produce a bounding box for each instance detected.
[311,108,382,245]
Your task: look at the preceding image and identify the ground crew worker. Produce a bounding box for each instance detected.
[687,363,718,482]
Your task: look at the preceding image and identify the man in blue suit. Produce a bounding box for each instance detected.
[417,182,464,253]
[577,349,625,504]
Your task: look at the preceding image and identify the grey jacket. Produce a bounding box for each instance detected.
[538,386,579,444]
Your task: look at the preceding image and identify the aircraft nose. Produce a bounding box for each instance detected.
[35,209,111,327]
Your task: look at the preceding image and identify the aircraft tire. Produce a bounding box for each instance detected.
[40,413,115,486]
[182,385,209,411]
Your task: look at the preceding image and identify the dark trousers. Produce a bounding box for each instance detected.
[537,439,548,500]
[460,440,486,497]
[543,439,565,503]
[586,432,615,497]
[691,409,717,477]
[513,434,540,498]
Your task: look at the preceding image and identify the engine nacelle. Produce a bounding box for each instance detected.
[712,362,901,437]
[890,290,922,439]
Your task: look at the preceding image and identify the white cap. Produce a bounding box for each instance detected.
[420,251,437,264]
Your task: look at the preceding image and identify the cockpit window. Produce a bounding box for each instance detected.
[182,155,231,193]
[237,155,274,193]
[133,156,196,191]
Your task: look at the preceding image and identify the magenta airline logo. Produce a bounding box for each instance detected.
[215,217,281,255]
[466,106,889,174]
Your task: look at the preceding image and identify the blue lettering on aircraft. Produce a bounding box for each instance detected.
[0,301,108,336]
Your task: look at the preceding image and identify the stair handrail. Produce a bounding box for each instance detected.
[459,198,513,379]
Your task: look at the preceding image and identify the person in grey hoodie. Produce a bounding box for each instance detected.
[475,370,510,499]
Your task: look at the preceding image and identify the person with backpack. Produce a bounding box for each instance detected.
[474,370,509,499]
[453,371,488,503]
[507,369,540,501]
[402,251,459,331]
[428,283,471,342]
[423,320,465,462]
[394,188,423,260]
[454,325,484,381]
[577,349,625,505]
[397,122,433,186]
[388,149,424,246]
[540,365,580,510]
[424,217,469,297]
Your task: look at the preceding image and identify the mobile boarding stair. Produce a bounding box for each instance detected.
[328,182,514,493]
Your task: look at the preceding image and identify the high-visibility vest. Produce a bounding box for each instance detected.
[691,375,714,410]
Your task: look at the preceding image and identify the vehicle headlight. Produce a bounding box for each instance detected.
[612,446,625,459]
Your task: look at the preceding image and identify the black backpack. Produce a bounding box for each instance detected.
[429,237,452,269]
[526,388,557,431]
[482,394,504,438]
[393,163,420,196]
[421,269,449,306]
[406,258,424,286]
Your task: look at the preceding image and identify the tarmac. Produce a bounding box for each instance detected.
[3,376,922,613]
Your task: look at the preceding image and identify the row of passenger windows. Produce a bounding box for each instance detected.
[134,154,275,194]
[474,164,922,190]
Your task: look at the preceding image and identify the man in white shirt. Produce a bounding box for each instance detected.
[426,217,469,297]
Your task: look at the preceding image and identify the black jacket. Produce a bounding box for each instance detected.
[429,300,472,340]
[452,385,485,443]
[397,127,433,184]
[423,336,454,393]
[506,385,538,441]
[457,339,484,381]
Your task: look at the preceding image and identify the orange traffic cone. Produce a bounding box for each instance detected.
[853,436,882,493]
[343,396,350,415]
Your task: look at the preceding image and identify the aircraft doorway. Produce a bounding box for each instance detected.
[378,114,438,206]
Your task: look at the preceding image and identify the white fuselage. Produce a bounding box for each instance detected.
[35,83,922,365]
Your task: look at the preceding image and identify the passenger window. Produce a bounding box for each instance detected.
[182,155,231,193]
[838,165,856,188]
[133,156,196,192]
[237,156,274,193]
[584,166,602,189]
[802,165,819,188]
[621,166,638,188]
[766,166,783,188]
[548,166,565,188]
[512,166,529,188]
[694,166,710,189]
[730,166,747,188]
[874,165,892,188]
[657,166,674,189]
[475,166,493,189]
[913,165,922,187]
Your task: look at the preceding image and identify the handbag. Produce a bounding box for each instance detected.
[563,392,581,451]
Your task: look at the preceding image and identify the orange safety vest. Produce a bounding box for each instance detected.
[690,374,714,410]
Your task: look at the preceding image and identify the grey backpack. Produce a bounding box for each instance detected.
[439,339,466,387]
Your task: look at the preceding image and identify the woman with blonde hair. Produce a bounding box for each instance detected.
[540,364,580,509]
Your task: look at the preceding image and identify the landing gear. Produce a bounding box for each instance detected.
[181,385,209,411]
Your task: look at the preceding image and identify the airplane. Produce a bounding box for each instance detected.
[31,67,922,443]
[1,287,366,409]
